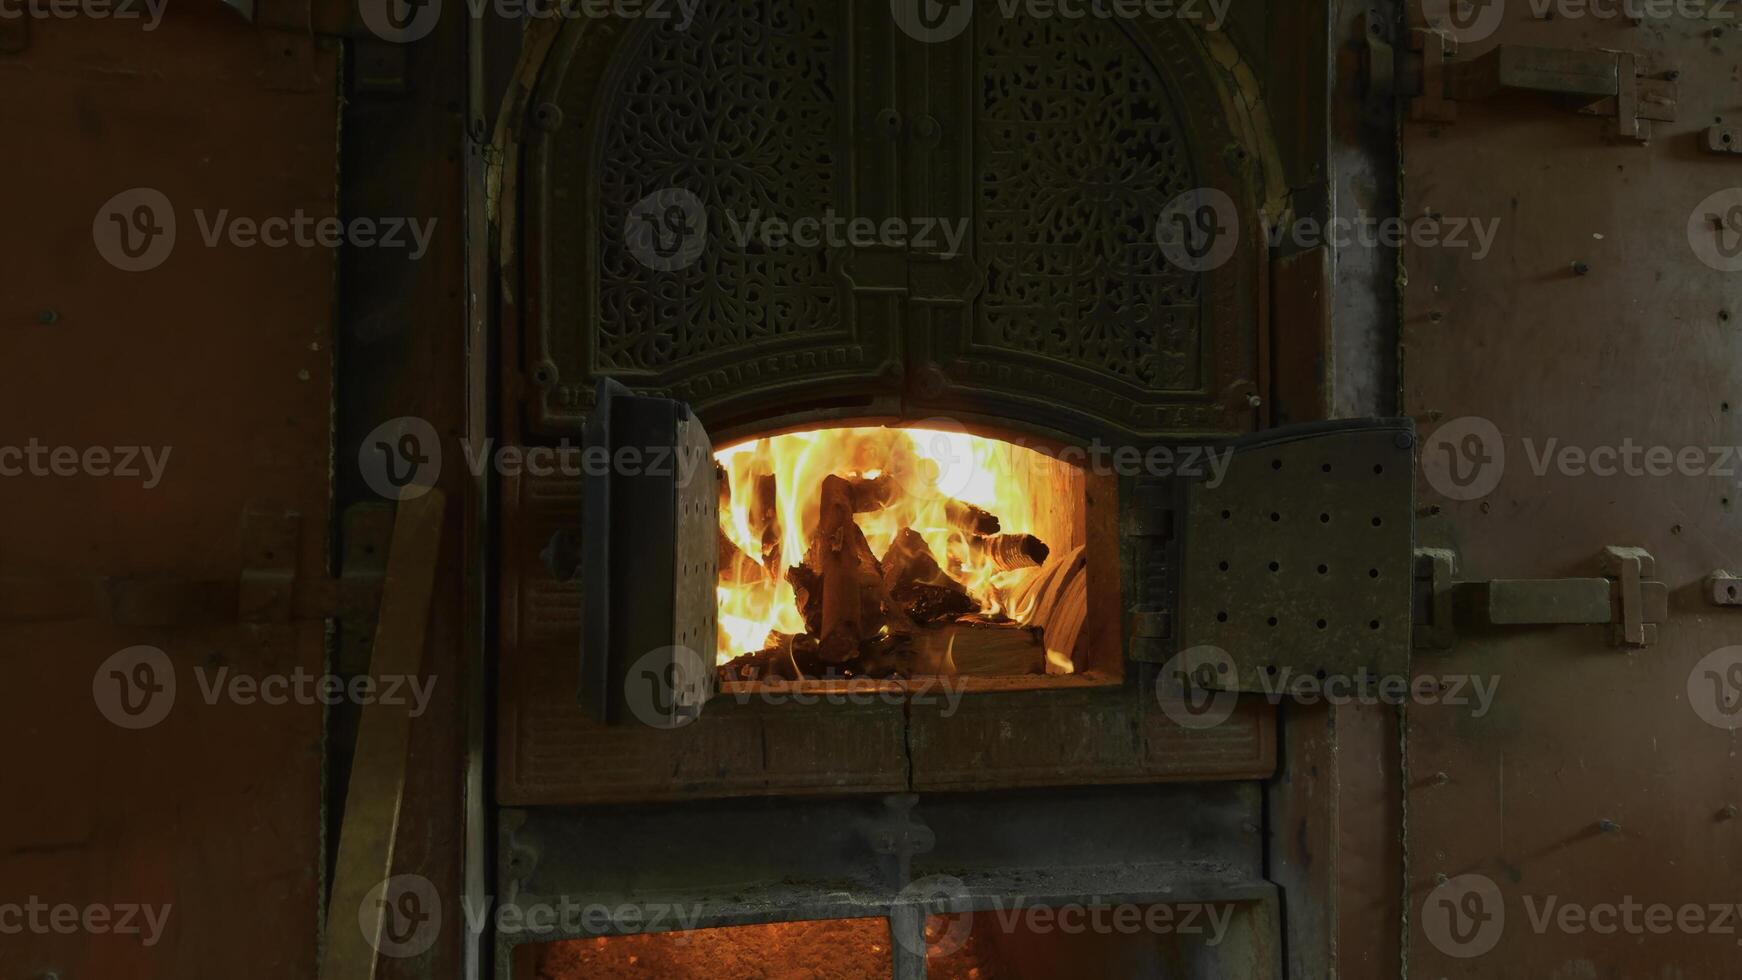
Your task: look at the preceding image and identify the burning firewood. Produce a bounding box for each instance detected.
[718,527,767,585]
[881,527,979,624]
[970,533,1050,572]
[720,632,824,682]
[749,472,781,570]
[851,472,1001,539]
[719,462,778,582]
[945,498,1001,536]
[846,473,898,513]
[813,474,887,663]
[786,563,823,637]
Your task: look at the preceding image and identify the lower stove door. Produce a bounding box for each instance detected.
[495,783,1278,980]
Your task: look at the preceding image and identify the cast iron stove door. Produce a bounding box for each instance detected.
[1137,419,1418,693]
[526,2,1264,442]
[580,380,719,725]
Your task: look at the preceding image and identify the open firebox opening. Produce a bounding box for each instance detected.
[526,909,1229,979]
[714,425,1108,686]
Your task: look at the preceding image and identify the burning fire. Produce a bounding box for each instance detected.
[713,425,1079,664]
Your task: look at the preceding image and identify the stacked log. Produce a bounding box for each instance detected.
[812,475,890,663]
[970,533,1049,572]
[724,469,1060,680]
[881,528,979,624]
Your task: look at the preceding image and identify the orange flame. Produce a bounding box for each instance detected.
[714,425,1080,663]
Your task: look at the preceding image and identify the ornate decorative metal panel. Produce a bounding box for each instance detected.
[527,4,1264,441]
[900,12,1262,440]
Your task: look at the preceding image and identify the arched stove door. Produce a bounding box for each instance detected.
[524,1,1267,444]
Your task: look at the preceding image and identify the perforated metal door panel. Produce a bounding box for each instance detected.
[1171,420,1416,693]
[581,382,718,725]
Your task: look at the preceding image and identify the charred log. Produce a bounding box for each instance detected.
[814,474,886,663]
[945,499,1002,536]
[881,527,979,624]
[846,474,898,513]
[786,562,824,637]
[749,472,782,570]
[971,533,1050,571]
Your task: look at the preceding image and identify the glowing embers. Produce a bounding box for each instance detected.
[714,426,1089,681]
[530,919,895,979]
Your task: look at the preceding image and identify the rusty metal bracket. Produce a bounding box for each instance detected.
[1413,546,1667,650]
[1358,12,1396,103]
[1406,33,1676,141]
[1700,126,1742,157]
[0,504,390,633]
[1705,571,1742,607]
[1408,29,1458,123]
[865,794,936,891]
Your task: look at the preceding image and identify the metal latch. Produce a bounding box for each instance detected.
[1414,546,1667,650]
[1407,33,1677,142]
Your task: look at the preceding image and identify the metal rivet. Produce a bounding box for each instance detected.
[37,309,58,325]
[1598,818,1620,833]
[1572,261,1592,276]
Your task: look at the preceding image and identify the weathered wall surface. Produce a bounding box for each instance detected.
[1404,6,1742,976]
[0,8,339,977]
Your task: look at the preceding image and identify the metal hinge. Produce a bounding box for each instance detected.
[1414,546,1668,650]
[1408,32,1677,143]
